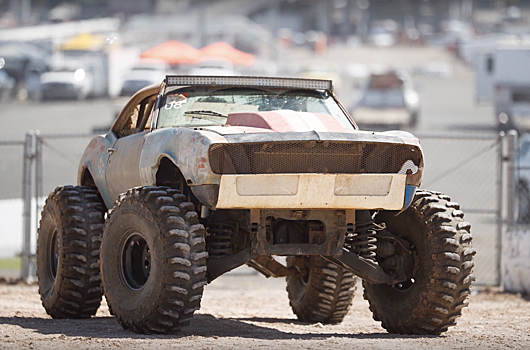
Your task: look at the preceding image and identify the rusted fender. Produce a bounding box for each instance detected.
[77,133,117,209]
[138,127,227,187]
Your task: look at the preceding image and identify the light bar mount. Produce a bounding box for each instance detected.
[166,75,333,91]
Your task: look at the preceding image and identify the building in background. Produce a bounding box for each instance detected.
[3,0,530,35]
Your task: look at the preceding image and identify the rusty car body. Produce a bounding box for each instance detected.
[37,75,474,336]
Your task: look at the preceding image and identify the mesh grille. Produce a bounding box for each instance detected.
[209,141,421,175]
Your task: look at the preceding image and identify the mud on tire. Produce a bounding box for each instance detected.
[100,186,208,334]
[363,189,476,335]
[287,256,357,324]
[37,186,106,318]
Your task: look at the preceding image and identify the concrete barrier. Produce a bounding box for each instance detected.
[502,227,530,294]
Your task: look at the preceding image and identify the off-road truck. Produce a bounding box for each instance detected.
[37,75,475,335]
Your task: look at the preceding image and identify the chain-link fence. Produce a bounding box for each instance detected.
[515,133,530,225]
[0,133,93,279]
[37,133,95,199]
[417,134,503,287]
[0,131,506,286]
[0,139,25,279]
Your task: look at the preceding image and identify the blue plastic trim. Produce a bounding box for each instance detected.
[402,185,417,212]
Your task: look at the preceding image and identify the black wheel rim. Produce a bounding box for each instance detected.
[291,257,310,286]
[49,228,58,280]
[392,278,416,291]
[121,233,151,290]
[390,240,417,292]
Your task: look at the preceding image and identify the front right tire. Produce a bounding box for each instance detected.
[363,190,475,335]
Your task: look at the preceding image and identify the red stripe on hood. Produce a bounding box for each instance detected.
[226,110,347,132]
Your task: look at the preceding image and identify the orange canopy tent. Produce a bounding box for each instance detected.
[140,40,200,64]
[199,42,255,66]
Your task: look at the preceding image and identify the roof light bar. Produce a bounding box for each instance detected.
[166,75,332,91]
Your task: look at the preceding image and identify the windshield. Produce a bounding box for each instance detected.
[156,86,354,130]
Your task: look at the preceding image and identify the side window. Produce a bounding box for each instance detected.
[118,95,157,137]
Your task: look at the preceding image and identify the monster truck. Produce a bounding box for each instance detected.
[37,75,475,335]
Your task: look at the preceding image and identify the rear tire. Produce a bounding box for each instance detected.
[100,187,208,334]
[37,186,106,318]
[286,256,357,324]
[363,190,475,335]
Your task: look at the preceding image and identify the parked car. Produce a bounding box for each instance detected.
[188,57,235,76]
[367,26,396,47]
[351,69,420,129]
[0,68,15,102]
[40,68,92,100]
[119,62,169,96]
[37,75,473,336]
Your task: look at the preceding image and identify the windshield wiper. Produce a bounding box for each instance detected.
[184,110,227,118]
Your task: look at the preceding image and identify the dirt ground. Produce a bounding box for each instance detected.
[0,271,529,350]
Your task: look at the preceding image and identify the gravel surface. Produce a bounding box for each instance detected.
[1,272,529,350]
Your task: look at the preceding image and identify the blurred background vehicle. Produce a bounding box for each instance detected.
[351,69,420,129]
[119,60,170,96]
[475,47,530,132]
[367,20,398,47]
[188,57,236,76]
[40,68,92,100]
[0,41,48,101]
[0,66,15,102]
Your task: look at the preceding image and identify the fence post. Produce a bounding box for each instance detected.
[506,130,518,227]
[497,133,504,287]
[21,130,37,280]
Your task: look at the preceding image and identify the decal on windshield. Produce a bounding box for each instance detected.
[165,94,187,110]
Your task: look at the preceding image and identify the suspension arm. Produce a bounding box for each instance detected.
[322,250,393,284]
[246,256,302,278]
[207,247,257,282]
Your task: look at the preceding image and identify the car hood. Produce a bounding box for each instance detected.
[197,125,421,148]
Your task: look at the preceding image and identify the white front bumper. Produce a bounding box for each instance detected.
[215,174,406,210]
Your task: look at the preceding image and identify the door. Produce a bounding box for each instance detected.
[106,131,148,203]
[105,92,158,203]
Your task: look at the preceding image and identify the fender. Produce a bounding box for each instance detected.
[138,127,226,187]
[77,133,117,209]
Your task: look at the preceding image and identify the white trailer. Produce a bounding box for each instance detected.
[475,46,530,130]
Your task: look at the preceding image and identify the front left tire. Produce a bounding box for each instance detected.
[100,186,208,334]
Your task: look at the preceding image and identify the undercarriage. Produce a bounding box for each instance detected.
[205,208,413,285]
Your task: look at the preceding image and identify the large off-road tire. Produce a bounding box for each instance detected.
[100,186,208,334]
[37,186,106,318]
[363,189,475,335]
[286,256,357,324]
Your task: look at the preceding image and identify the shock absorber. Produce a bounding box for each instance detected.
[206,222,236,257]
[345,210,377,262]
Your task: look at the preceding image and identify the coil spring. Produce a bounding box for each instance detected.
[345,220,377,262]
[206,223,235,257]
